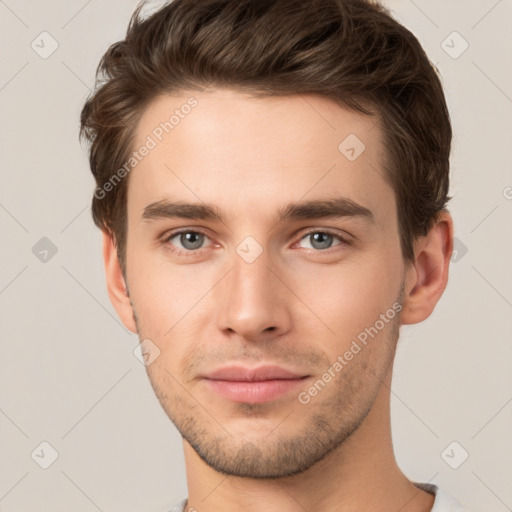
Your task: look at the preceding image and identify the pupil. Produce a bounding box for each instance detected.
[181,232,203,249]
[311,232,332,249]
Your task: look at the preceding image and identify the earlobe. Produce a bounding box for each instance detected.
[400,211,454,325]
[102,231,138,333]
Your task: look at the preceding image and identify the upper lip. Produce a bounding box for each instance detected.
[202,365,308,381]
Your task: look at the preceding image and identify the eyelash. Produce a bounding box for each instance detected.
[162,228,351,256]
[160,229,211,258]
[297,228,351,251]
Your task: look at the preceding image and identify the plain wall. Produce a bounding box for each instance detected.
[0,0,511,510]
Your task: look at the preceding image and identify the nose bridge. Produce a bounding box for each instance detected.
[214,242,291,338]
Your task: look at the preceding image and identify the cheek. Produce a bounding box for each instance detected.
[127,246,217,336]
[287,255,402,340]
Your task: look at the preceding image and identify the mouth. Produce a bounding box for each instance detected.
[200,365,311,404]
[203,377,310,403]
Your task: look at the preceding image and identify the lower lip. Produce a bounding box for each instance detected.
[204,377,309,403]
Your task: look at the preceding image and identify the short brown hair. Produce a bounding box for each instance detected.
[80,0,452,274]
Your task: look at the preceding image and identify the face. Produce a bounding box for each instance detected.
[122,88,407,478]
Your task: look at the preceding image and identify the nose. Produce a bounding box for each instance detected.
[214,247,292,341]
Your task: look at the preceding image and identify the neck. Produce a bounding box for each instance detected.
[182,367,434,512]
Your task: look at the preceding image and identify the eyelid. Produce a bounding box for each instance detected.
[294,227,352,246]
[163,227,215,252]
[161,226,352,255]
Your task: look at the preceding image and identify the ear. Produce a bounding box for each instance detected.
[102,230,138,333]
[400,211,454,325]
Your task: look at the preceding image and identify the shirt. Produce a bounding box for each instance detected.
[166,482,468,511]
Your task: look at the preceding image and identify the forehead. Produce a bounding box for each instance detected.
[127,88,392,223]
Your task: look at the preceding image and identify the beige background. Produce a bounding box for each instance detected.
[0,0,511,510]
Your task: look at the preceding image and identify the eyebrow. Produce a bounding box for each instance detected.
[141,197,375,224]
[276,197,374,224]
[142,200,223,222]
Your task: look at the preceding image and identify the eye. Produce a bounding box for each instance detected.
[297,231,344,250]
[166,230,211,251]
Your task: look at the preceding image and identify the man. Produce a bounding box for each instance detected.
[80,0,468,510]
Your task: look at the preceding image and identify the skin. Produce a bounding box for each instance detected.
[103,88,453,512]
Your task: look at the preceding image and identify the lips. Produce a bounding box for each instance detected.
[203,365,306,381]
[201,365,310,403]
